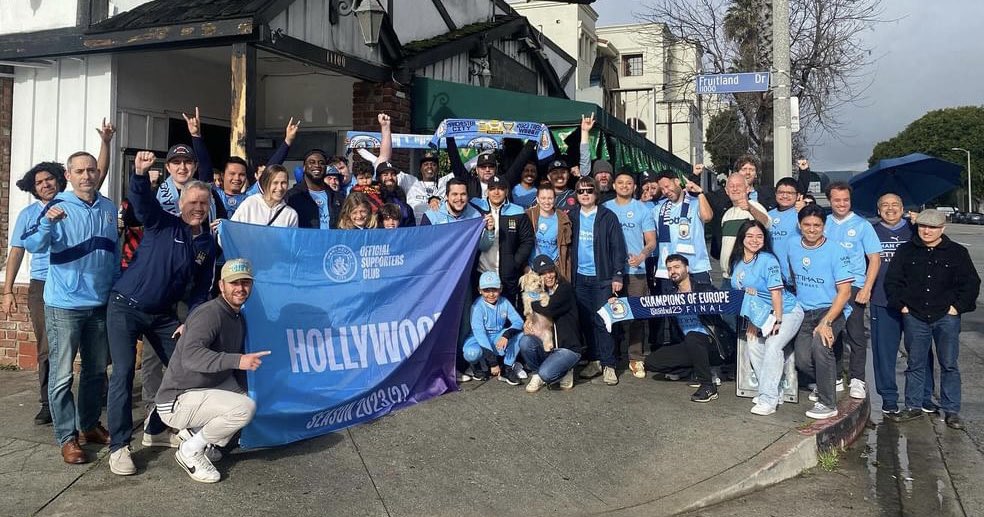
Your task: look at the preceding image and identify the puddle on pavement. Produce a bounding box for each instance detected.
[855,418,960,516]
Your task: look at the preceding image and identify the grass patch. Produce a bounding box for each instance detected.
[818,449,840,471]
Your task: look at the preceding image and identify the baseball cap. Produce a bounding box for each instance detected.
[476,151,497,168]
[325,165,343,178]
[639,170,658,184]
[375,161,398,175]
[547,159,569,172]
[419,151,439,165]
[915,209,945,227]
[487,175,508,190]
[166,144,197,162]
[531,255,556,274]
[613,169,636,182]
[479,271,501,290]
[592,159,613,176]
[221,258,254,282]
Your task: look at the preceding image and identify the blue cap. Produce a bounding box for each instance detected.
[479,271,501,290]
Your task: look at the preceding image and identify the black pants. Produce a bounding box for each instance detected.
[644,331,720,385]
[834,286,868,382]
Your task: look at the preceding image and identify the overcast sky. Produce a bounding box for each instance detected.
[593,0,984,171]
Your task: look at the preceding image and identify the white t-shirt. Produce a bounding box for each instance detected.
[230,194,299,227]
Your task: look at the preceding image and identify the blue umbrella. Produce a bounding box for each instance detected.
[848,153,963,216]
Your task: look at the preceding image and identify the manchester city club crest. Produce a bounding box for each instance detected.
[610,300,628,320]
[323,245,358,282]
[773,217,781,225]
[626,211,634,219]
[847,228,857,237]
[539,222,547,232]
[228,197,237,206]
[802,256,811,267]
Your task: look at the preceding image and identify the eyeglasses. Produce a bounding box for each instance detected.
[576,189,595,195]
[776,190,798,196]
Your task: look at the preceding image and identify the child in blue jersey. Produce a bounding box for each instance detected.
[786,205,854,420]
[728,220,804,416]
[462,272,525,385]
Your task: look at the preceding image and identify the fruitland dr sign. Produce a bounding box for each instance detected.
[696,72,770,94]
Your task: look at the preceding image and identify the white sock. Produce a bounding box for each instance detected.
[179,430,207,456]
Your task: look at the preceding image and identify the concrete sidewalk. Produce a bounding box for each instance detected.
[0,367,863,517]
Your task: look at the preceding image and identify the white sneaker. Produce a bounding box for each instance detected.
[514,362,529,380]
[808,389,819,402]
[456,371,472,383]
[142,430,182,448]
[805,402,838,420]
[580,360,602,379]
[750,403,776,416]
[559,369,574,390]
[603,366,619,386]
[836,378,844,392]
[525,374,545,393]
[849,378,866,399]
[176,429,223,463]
[109,446,136,476]
[711,366,722,386]
[753,396,784,406]
[175,447,220,483]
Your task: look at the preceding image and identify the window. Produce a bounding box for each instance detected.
[627,118,647,138]
[622,54,643,77]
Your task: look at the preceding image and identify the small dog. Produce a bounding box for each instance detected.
[519,271,555,351]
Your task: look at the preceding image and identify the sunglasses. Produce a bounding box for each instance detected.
[576,189,595,195]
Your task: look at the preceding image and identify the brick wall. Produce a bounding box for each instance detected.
[0,68,35,369]
[352,80,412,172]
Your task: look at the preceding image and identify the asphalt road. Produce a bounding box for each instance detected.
[689,222,984,516]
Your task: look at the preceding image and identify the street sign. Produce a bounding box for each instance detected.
[790,96,800,133]
[695,72,771,94]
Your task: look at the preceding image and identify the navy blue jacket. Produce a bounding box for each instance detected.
[569,205,627,287]
[112,173,217,313]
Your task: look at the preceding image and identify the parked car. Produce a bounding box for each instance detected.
[967,212,984,225]
[951,211,968,224]
[934,206,958,220]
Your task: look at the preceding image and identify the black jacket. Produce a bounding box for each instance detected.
[884,234,980,323]
[531,279,584,355]
[471,199,534,286]
[569,205,627,287]
[285,181,343,229]
[447,138,535,200]
[664,281,737,360]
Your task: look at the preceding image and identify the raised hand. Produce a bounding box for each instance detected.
[182,107,202,137]
[378,113,391,132]
[45,205,66,223]
[580,112,595,133]
[285,117,300,145]
[96,117,116,143]
[134,150,156,175]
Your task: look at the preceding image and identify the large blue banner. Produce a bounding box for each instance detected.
[218,218,485,448]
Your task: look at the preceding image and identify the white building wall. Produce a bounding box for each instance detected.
[0,0,77,35]
[7,55,116,283]
[416,39,549,95]
[269,0,387,65]
[511,0,595,93]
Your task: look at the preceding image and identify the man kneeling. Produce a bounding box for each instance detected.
[155,258,270,483]
[644,254,734,402]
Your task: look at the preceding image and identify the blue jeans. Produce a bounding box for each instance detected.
[903,314,961,414]
[870,305,933,411]
[463,334,521,368]
[747,306,804,407]
[106,293,180,452]
[574,274,615,367]
[519,336,581,384]
[45,305,109,445]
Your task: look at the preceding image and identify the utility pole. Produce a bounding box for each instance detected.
[772,0,792,180]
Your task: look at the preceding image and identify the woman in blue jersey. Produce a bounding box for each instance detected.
[728,220,804,416]
[526,182,572,280]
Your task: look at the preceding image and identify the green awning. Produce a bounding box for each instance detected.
[411,78,689,175]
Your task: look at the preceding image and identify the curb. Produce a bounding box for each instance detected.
[597,395,870,516]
